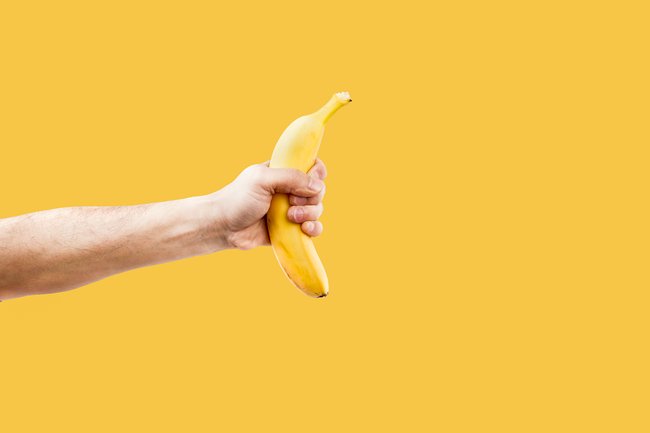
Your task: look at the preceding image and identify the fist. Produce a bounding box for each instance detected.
[212,159,328,250]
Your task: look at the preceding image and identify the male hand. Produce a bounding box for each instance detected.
[212,159,327,250]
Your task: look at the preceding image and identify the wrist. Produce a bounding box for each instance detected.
[188,194,233,253]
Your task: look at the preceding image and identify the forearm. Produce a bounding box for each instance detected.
[0,195,227,300]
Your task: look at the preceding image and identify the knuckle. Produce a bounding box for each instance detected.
[306,175,316,191]
[242,164,264,181]
[250,166,267,184]
[243,164,260,175]
[306,175,323,193]
[303,205,322,220]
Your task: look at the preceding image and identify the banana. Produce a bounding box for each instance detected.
[267,92,352,297]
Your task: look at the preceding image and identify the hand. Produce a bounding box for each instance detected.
[211,159,327,250]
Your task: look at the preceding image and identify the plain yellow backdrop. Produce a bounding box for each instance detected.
[1,1,648,431]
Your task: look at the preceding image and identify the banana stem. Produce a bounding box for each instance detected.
[313,92,352,124]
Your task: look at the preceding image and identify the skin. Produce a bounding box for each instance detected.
[0,159,327,301]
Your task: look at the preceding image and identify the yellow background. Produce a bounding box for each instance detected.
[1,1,648,431]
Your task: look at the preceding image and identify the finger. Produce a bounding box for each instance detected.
[291,158,327,204]
[307,158,328,181]
[301,221,323,237]
[289,185,326,206]
[288,203,324,223]
[261,167,324,196]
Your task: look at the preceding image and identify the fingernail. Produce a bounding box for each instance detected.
[291,207,303,221]
[304,221,314,232]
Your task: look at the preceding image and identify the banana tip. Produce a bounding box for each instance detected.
[335,91,352,103]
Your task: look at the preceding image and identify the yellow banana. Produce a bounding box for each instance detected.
[267,92,352,297]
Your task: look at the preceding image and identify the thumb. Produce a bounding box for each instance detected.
[261,167,324,197]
